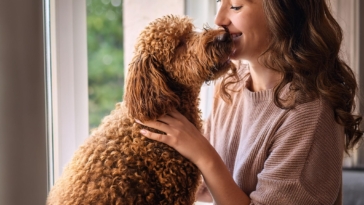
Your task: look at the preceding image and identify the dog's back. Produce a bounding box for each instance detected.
[47,102,201,205]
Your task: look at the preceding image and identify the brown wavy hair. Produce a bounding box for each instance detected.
[220,0,363,152]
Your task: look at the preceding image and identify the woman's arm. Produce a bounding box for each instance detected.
[137,109,251,205]
[196,148,251,205]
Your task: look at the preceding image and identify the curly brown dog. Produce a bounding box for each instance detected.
[47,15,236,205]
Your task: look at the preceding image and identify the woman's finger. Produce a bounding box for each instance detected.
[167,108,185,120]
[140,129,173,145]
[136,119,169,130]
[156,114,175,124]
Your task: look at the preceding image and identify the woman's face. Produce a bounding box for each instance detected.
[215,0,270,62]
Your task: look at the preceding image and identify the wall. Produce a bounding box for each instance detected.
[358,0,364,167]
[123,0,184,76]
[0,0,48,204]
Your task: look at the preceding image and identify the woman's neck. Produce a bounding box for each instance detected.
[246,61,282,92]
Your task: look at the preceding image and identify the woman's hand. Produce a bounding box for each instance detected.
[136,108,215,168]
[137,108,251,205]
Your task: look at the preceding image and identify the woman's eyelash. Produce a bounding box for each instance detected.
[215,1,242,10]
[230,6,243,10]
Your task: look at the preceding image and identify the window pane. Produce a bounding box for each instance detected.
[87,0,124,130]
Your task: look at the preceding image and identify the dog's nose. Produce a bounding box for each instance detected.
[215,32,230,42]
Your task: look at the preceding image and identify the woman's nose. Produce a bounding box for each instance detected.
[214,4,229,28]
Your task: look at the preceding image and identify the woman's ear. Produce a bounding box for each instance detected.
[123,55,180,121]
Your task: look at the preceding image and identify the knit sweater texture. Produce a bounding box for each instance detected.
[204,80,344,205]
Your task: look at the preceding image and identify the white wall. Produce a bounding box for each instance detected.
[123,0,185,74]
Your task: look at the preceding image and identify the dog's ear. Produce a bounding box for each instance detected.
[124,55,180,121]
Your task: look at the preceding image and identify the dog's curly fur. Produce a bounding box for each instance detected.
[47,15,235,205]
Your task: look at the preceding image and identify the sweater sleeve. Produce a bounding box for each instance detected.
[250,99,344,205]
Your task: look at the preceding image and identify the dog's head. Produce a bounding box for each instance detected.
[124,15,235,121]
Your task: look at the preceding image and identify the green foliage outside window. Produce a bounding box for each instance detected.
[87,0,124,130]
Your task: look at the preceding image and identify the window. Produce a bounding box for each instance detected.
[46,1,364,204]
[87,0,124,130]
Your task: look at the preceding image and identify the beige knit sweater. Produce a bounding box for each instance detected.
[204,81,344,205]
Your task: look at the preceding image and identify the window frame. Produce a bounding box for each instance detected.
[47,0,89,182]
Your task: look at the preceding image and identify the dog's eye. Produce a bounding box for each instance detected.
[176,41,186,49]
[174,41,187,56]
[176,42,186,50]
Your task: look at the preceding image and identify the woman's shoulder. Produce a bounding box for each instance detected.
[276,96,343,143]
[291,96,335,121]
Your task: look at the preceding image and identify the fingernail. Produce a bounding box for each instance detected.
[140,129,147,135]
[135,119,142,124]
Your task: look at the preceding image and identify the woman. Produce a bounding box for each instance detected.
[137,0,363,204]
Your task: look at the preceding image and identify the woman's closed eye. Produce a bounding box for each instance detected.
[230,5,243,11]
